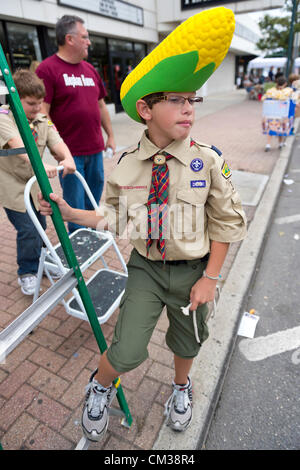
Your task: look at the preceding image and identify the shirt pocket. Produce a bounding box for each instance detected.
[173,189,206,241]
[122,189,149,239]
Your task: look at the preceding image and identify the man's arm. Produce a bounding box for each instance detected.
[98,98,116,152]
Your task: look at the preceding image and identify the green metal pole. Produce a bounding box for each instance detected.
[0,47,132,426]
[286,0,298,77]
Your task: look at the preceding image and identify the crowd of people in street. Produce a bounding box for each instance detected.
[237,68,300,152]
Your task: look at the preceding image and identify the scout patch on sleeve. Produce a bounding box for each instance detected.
[48,120,57,131]
[221,161,231,179]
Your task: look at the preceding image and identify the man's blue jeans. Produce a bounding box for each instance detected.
[4,206,46,276]
[59,152,104,233]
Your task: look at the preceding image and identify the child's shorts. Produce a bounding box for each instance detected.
[107,249,210,373]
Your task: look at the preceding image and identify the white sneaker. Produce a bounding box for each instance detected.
[18,274,38,295]
[43,265,62,280]
[81,369,117,442]
[164,376,193,432]
[265,144,271,152]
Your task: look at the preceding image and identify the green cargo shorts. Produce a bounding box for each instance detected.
[107,249,209,373]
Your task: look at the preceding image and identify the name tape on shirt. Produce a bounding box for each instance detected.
[119,185,148,190]
[190,180,206,188]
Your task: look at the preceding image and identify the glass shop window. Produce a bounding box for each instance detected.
[133,42,146,65]
[88,35,111,103]
[6,22,42,70]
[46,28,58,55]
[109,38,133,52]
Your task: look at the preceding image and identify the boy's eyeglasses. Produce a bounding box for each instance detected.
[149,95,204,107]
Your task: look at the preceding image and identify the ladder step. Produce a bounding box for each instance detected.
[67,269,127,322]
[53,229,110,269]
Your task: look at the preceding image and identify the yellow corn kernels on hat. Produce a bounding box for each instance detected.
[120,7,235,123]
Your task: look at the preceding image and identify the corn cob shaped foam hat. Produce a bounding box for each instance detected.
[120,7,235,123]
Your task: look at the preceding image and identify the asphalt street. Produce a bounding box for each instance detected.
[203,137,300,450]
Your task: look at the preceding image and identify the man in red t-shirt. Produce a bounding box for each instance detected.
[36,15,116,232]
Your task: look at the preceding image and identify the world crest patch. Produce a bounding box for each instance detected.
[190,158,203,172]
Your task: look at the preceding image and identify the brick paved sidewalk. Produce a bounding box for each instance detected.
[0,96,280,450]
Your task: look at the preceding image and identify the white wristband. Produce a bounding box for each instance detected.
[202,269,220,281]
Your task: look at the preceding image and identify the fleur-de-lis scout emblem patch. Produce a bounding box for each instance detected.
[190,158,203,172]
[154,154,166,165]
[221,161,231,179]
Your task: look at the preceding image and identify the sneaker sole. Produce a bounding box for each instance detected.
[166,415,192,432]
[18,285,41,296]
[81,418,109,442]
[18,279,36,296]
[171,420,192,431]
[20,288,35,296]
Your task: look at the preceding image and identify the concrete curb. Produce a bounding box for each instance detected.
[152,120,299,451]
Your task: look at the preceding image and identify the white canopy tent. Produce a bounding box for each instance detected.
[248,57,300,73]
[248,57,287,69]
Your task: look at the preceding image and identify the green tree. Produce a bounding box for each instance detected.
[257,0,300,57]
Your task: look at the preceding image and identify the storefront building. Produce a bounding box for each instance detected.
[0,0,283,114]
[0,0,156,113]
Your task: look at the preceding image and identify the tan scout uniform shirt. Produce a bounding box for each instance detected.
[0,105,62,212]
[103,131,247,261]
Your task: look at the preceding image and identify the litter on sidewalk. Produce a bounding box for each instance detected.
[237,309,260,338]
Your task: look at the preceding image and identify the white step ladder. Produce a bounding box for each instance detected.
[24,167,128,325]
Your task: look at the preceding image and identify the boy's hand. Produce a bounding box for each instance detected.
[38,192,72,221]
[44,163,58,178]
[60,158,76,177]
[189,277,218,311]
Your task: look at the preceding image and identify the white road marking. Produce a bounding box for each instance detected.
[239,325,300,362]
[274,214,300,225]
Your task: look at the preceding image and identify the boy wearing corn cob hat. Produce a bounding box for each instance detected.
[39,8,247,441]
